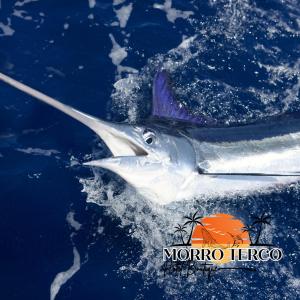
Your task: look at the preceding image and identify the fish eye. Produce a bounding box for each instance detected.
[143,129,156,145]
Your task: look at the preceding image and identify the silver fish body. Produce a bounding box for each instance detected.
[2,72,300,205]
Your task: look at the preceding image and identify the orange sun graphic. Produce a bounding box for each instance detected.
[191,213,251,264]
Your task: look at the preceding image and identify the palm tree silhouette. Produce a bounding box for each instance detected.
[174,224,187,244]
[251,212,271,245]
[184,211,203,246]
[242,225,255,245]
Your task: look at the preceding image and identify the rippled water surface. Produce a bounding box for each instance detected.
[0,1,300,299]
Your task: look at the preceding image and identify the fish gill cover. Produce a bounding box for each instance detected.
[0,0,299,299]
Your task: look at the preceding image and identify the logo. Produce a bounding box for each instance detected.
[162,212,283,278]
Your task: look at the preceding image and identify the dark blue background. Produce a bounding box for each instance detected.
[0,0,299,299]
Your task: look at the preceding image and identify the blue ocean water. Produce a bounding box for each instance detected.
[0,0,299,299]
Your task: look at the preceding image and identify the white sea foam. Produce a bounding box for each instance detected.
[177,35,197,49]
[288,278,300,288]
[88,0,96,9]
[153,0,193,23]
[46,66,65,77]
[109,33,128,66]
[15,0,39,7]
[117,65,138,75]
[69,155,80,167]
[114,3,133,28]
[66,212,82,231]
[113,0,126,6]
[17,147,60,156]
[28,173,42,179]
[12,9,33,20]
[1,0,43,36]
[108,33,138,78]
[0,19,15,37]
[97,218,104,234]
[50,247,81,300]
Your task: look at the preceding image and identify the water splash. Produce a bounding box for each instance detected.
[50,247,81,300]
[79,0,300,298]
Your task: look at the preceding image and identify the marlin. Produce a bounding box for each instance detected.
[1,71,300,205]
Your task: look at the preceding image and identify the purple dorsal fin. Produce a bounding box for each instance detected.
[152,71,210,125]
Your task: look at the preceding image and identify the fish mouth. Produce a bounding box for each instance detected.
[108,134,148,157]
[0,71,148,165]
[83,119,148,168]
